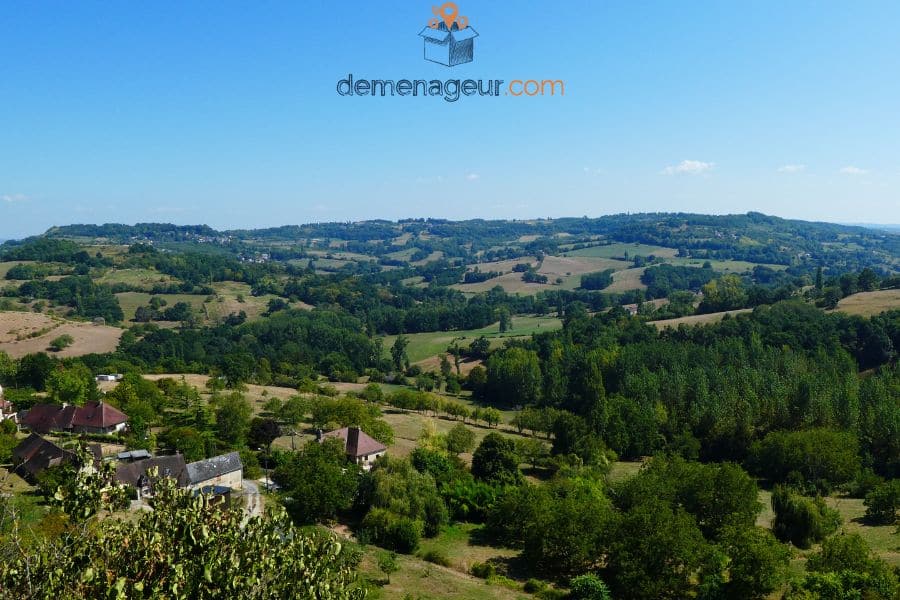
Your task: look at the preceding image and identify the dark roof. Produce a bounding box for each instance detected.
[21,404,77,433]
[322,426,386,458]
[11,433,76,479]
[186,452,243,485]
[72,402,128,429]
[115,455,190,488]
[21,402,127,433]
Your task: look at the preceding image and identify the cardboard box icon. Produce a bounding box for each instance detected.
[418,22,478,67]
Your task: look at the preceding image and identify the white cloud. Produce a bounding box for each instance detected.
[2,193,29,203]
[778,164,806,173]
[660,160,714,175]
[839,166,868,175]
[465,173,480,181]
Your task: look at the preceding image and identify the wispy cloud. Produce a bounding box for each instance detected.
[465,173,480,181]
[2,193,29,203]
[778,164,806,173]
[839,166,868,175]
[660,160,714,175]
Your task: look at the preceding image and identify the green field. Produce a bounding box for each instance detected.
[96,268,180,289]
[382,315,562,363]
[564,243,679,259]
[115,291,211,322]
[668,258,788,274]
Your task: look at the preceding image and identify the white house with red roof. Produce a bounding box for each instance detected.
[320,426,386,470]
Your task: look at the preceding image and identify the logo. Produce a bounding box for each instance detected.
[418,3,478,67]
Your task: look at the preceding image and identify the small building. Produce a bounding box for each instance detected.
[21,401,128,435]
[187,452,243,492]
[321,426,386,470]
[11,433,77,481]
[115,454,190,498]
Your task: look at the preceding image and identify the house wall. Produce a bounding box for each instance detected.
[357,450,385,470]
[190,469,243,491]
[73,422,126,435]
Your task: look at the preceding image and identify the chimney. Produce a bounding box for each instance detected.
[347,426,360,457]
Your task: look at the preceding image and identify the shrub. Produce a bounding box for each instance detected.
[523,578,547,593]
[359,508,423,554]
[771,486,841,548]
[569,574,612,600]
[421,549,451,567]
[470,562,496,579]
[864,480,900,525]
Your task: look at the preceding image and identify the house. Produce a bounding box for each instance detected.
[320,426,386,470]
[11,433,77,481]
[21,401,128,435]
[71,401,129,434]
[186,452,243,491]
[95,374,123,382]
[115,454,191,498]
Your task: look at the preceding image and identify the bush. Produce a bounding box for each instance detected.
[771,486,841,548]
[359,508,422,554]
[523,578,547,593]
[470,561,496,579]
[864,480,900,525]
[420,549,451,567]
[569,574,612,600]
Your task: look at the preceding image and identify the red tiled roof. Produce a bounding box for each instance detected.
[21,404,77,433]
[22,402,127,433]
[72,401,128,429]
[322,426,386,458]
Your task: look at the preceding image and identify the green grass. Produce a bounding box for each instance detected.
[0,261,34,278]
[115,292,212,323]
[382,315,562,363]
[667,258,787,274]
[564,243,678,259]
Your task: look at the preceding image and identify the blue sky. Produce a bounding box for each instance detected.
[2,1,899,239]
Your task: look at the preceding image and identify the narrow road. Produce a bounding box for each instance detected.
[242,479,262,518]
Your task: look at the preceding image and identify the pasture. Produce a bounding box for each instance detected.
[650,308,753,329]
[0,311,122,358]
[834,289,900,317]
[382,315,562,363]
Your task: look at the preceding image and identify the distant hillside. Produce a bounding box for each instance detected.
[4,212,898,274]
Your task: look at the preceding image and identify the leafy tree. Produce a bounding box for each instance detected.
[484,347,542,406]
[214,392,252,449]
[771,486,841,549]
[717,524,791,599]
[864,479,900,525]
[699,274,747,312]
[515,437,549,469]
[391,335,410,372]
[45,364,92,405]
[748,429,860,491]
[159,426,208,462]
[471,432,522,485]
[0,468,365,599]
[377,551,399,584]
[497,306,511,333]
[788,533,900,600]
[274,438,359,524]
[605,500,722,600]
[248,417,281,450]
[445,422,476,455]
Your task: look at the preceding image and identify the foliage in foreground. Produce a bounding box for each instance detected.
[0,473,364,599]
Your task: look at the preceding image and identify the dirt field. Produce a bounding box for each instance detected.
[0,311,123,358]
[650,308,753,330]
[834,289,900,317]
